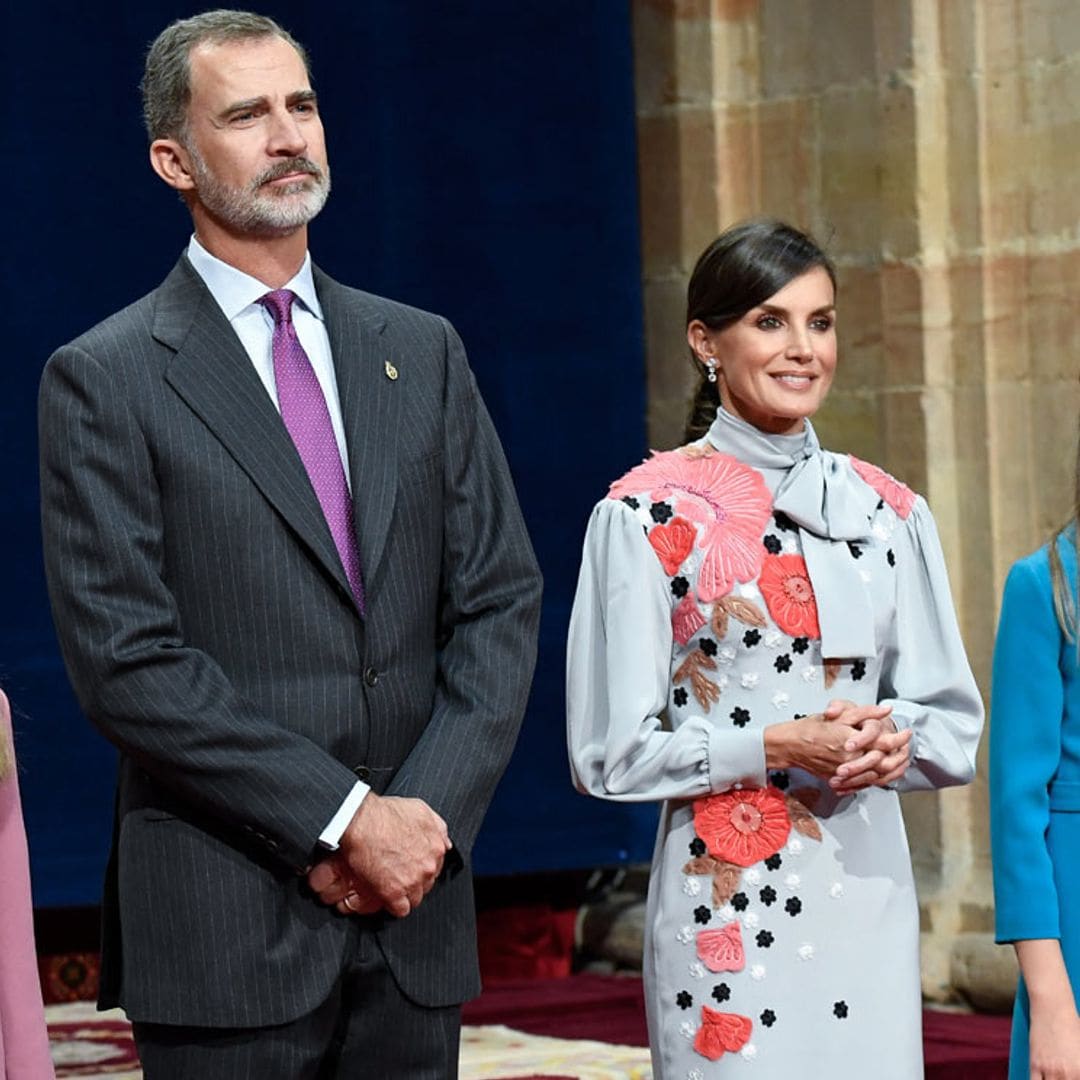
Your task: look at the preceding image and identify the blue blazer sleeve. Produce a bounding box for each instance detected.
[990,550,1066,942]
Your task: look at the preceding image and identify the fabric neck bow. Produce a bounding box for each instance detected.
[705,409,879,658]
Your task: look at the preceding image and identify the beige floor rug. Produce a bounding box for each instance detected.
[46,1001,653,1080]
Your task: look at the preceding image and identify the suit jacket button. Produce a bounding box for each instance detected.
[364,667,379,687]
[352,765,371,781]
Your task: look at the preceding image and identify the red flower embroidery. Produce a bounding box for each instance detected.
[758,554,821,639]
[697,921,745,973]
[672,594,707,646]
[608,451,772,601]
[694,1006,752,1061]
[693,788,791,867]
[648,516,696,575]
[849,455,916,519]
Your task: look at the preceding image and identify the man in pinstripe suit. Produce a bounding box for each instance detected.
[38,11,541,1077]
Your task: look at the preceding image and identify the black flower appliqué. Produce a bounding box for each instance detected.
[760,1008,776,1028]
[673,687,688,708]
[650,501,673,524]
[621,496,640,510]
[756,930,774,948]
[765,854,782,871]
[699,637,718,657]
[763,534,782,555]
[730,707,751,728]
[743,629,761,648]
[694,905,712,925]
[759,885,777,906]
[712,983,731,1003]
[689,837,706,857]
[774,654,792,673]
[851,659,867,681]
[887,549,896,567]
[785,897,802,917]
[671,576,689,598]
[847,541,863,560]
[769,770,790,791]
[791,637,809,655]
[731,892,749,912]
[833,1001,849,1019]
[773,511,795,533]
[676,990,693,1010]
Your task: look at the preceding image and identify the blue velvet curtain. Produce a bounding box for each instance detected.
[3,0,657,906]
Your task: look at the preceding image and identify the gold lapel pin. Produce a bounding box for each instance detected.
[384,361,399,381]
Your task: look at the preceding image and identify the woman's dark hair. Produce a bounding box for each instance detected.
[683,219,837,443]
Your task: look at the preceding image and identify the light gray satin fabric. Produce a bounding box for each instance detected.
[705,409,879,657]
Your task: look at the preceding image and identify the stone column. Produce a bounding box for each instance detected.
[632,0,1080,1009]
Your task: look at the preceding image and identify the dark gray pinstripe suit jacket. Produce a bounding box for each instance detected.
[38,255,542,1028]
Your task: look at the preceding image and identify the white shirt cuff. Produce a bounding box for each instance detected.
[317,781,369,850]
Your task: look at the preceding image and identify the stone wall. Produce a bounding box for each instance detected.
[632,0,1080,1007]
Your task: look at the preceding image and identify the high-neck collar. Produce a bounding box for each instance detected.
[703,406,880,658]
[705,407,816,467]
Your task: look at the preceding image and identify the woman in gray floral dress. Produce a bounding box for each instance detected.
[566,220,983,1078]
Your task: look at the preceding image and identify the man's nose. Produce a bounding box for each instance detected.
[267,109,308,155]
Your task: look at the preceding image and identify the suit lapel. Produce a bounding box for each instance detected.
[315,268,401,595]
[156,257,355,605]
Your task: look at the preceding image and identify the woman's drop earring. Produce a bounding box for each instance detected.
[705,357,718,384]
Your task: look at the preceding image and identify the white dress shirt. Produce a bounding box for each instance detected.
[186,236,367,851]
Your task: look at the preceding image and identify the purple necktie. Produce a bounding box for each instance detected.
[260,289,364,612]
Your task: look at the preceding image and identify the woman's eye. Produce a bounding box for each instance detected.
[756,314,782,330]
[810,317,833,332]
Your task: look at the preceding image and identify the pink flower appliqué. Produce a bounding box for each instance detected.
[649,516,696,576]
[849,455,916,520]
[697,922,745,973]
[608,451,772,601]
[694,1006,753,1061]
[672,594,707,646]
[694,788,792,867]
[758,554,821,639]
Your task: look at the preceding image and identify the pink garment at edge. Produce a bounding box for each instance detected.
[0,691,55,1078]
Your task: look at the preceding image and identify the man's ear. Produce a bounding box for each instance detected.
[149,138,196,192]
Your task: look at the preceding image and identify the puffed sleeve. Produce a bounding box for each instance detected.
[566,498,766,802]
[989,551,1064,942]
[877,496,984,792]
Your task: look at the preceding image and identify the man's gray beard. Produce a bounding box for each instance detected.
[188,151,331,237]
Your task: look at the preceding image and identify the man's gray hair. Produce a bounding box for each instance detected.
[141,9,310,143]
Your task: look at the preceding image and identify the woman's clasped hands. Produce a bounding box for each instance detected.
[764,698,912,792]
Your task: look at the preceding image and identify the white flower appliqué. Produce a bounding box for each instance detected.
[680,1020,697,1040]
[750,964,767,981]
[798,943,815,961]
[741,672,759,690]
[741,1043,759,1061]
[676,925,695,945]
[829,882,845,899]
[771,691,790,710]
[784,873,801,890]
[688,961,706,979]
[683,877,702,898]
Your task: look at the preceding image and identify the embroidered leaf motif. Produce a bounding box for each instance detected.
[711,604,729,641]
[696,922,745,974]
[718,595,767,628]
[694,1006,753,1061]
[784,793,822,841]
[674,651,720,710]
[683,855,723,877]
[679,443,717,460]
[673,594,707,646]
[823,659,843,688]
[711,862,743,907]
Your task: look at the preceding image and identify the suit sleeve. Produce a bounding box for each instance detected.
[990,555,1065,942]
[382,319,542,858]
[39,344,357,873]
[877,497,984,792]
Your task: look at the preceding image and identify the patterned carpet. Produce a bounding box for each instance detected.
[45,1002,653,1080]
